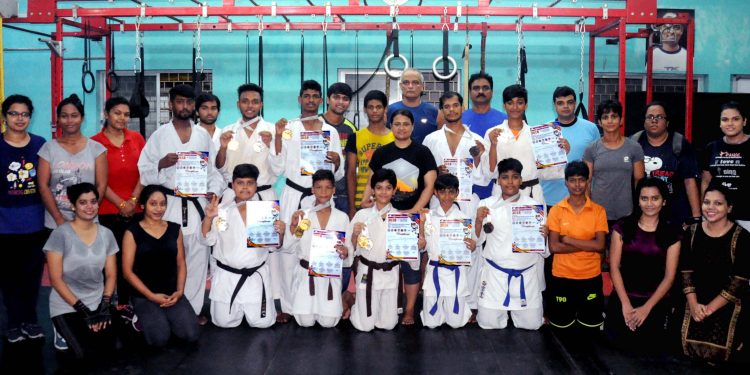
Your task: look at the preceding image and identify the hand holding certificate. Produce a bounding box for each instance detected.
[530,122,567,169]
[246,200,281,248]
[300,131,332,176]
[174,151,209,197]
[308,229,346,278]
[443,158,474,202]
[386,213,420,261]
[438,218,473,265]
[511,204,546,253]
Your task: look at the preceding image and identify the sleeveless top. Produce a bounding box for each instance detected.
[129,221,181,296]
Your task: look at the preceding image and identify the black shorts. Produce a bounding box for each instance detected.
[548,274,604,329]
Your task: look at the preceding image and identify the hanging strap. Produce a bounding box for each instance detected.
[245,31,251,84]
[442,26,450,93]
[106,21,119,93]
[81,20,95,94]
[410,30,414,67]
[516,19,528,88]
[575,20,588,119]
[192,18,204,98]
[322,25,329,112]
[258,24,264,117]
[351,30,395,97]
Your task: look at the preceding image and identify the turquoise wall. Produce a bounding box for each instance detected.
[3,0,750,139]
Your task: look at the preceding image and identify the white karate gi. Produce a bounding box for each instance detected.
[475,194,549,330]
[269,119,344,313]
[481,120,564,206]
[423,124,488,310]
[420,205,474,329]
[138,122,226,314]
[218,117,278,189]
[197,189,277,328]
[347,205,400,332]
[283,203,350,328]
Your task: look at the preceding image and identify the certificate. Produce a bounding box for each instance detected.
[385,212,420,261]
[438,218,473,265]
[511,204,546,253]
[174,151,208,197]
[299,131,332,176]
[443,157,474,202]
[246,200,281,248]
[530,122,567,169]
[308,229,345,278]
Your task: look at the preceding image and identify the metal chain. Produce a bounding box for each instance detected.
[194,16,203,73]
[134,16,142,73]
[516,18,523,85]
[579,18,586,94]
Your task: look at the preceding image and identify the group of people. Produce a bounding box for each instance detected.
[0,67,748,364]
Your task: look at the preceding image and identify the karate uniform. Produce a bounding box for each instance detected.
[420,205,474,329]
[423,124,488,310]
[475,194,549,330]
[197,189,277,328]
[269,119,344,313]
[283,201,350,328]
[218,117,278,190]
[481,120,564,207]
[347,205,400,332]
[138,122,226,314]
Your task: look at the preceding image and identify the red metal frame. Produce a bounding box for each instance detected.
[3,1,695,139]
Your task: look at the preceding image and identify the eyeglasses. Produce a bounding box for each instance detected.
[6,111,31,119]
[645,115,667,122]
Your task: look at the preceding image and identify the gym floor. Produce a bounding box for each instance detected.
[0,288,733,374]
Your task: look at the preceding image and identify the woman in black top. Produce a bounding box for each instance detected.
[121,185,198,347]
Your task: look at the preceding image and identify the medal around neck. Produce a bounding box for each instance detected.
[357,226,373,250]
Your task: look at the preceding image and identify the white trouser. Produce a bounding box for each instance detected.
[184,238,210,315]
[476,306,544,330]
[210,300,276,328]
[350,288,399,332]
[420,295,472,329]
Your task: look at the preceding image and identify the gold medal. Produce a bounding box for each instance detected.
[282,129,293,140]
[227,139,239,151]
[294,218,311,238]
[357,234,372,249]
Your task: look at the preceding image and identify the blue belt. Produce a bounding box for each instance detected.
[485,259,533,308]
[428,260,461,316]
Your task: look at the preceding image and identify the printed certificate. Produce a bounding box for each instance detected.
[511,204,546,253]
[300,131,332,176]
[308,229,345,278]
[246,200,281,248]
[438,218,473,265]
[443,157,474,202]
[174,151,208,196]
[385,212,420,261]
[530,122,567,169]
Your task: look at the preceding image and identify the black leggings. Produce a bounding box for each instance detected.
[52,311,116,360]
[0,230,47,328]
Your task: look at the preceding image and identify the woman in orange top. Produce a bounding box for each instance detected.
[91,96,146,313]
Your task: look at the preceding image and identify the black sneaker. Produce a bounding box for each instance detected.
[21,323,45,340]
[6,328,26,343]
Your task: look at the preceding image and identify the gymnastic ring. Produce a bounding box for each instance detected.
[106,71,120,93]
[82,70,96,94]
[384,54,409,79]
[432,55,458,81]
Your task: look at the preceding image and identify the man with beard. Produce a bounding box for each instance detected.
[322,83,357,214]
[387,68,443,145]
[270,80,345,323]
[196,93,222,149]
[462,72,507,201]
[138,84,226,325]
[215,83,278,196]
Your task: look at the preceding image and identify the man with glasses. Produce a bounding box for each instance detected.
[631,101,701,227]
[386,68,442,145]
[462,72,508,200]
[138,84,226,324]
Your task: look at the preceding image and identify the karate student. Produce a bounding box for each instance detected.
[137,84,226,323]
[421,173,477,328]
[348,168,415,332]
[215,83,278,195]
[286,170,350,327]
[475,158,549,330]
[547,161,608,337]
[270,80,344,323]
[198,164,283,328]
[481,84,571,206]
[196,92,222,148]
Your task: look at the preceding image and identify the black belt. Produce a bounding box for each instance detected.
[299,259,334,301]
[215,260,267,318]
[521,179,540,198]
[286,179,313,209]
[165,190,206,227]
[357,256,402,317]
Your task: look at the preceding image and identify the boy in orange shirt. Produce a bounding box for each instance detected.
[547,161,608,336]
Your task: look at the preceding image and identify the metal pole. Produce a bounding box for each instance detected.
[685,16,695,142]
[588,34,596,123]
[618,18,626,135]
